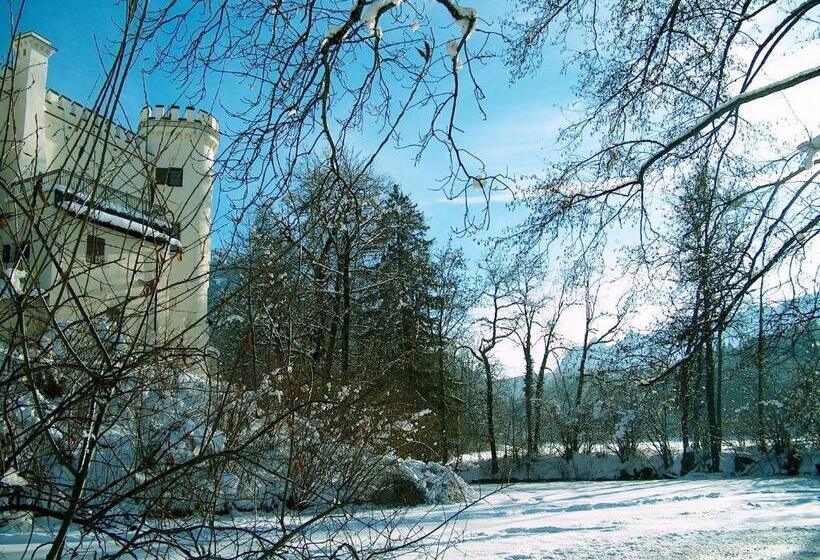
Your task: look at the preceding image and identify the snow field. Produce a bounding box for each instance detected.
[405,477,820,559]
[2,477,815,559]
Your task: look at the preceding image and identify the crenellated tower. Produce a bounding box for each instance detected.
[138,105,219,352]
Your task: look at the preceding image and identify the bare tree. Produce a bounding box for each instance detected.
[508,0,820,376]
[460,256,515,475]
[136,0,509,234]
[507,0,820,469]
[532,272,570,453]
[554,253,631,459]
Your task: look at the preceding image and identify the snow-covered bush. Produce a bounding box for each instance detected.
[609,410,640,462]
[369,456,476,505]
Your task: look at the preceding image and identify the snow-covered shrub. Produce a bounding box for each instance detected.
[798,449,819,476]
[609,410,640,462]
[567,453,622,480]
[369,456,476,506]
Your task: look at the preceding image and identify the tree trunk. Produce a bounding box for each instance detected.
[572,317,591,458]
[437,317,448,464]
[311,236,333,371]
[693,344,705,450]
[523,330,534,459]
[47,390,112,559]
[704,320,720,472]
[716,325,723,448]
[533,359,546,455]
[340,232,352,378]
[534,323,557,454]
[679,360,693,474]
[482,353,499,474]
[756,273,766,451]
[322,260,343,376]
[680,276,704,474]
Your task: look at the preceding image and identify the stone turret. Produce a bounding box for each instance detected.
[9,31,55,175]
[138,105,219,351]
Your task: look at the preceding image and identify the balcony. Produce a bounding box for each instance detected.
[8,170,169,225]
[4,170,177,246]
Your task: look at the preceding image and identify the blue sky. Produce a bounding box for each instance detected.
[2,0,576,266]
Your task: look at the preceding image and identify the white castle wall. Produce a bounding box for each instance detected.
[43,89,146,192]
[0,32,219,357]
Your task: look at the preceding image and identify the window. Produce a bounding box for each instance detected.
[86,235,106,264]
[167,168,183,187]
[2,244,11,264]
[171,222,181,241]
[156,167,183,187]
[155,167,168,186]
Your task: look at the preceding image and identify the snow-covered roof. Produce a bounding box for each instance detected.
[52,184,180,249]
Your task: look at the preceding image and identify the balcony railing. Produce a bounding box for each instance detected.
[8,170,169,224]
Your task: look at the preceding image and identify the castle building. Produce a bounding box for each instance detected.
[0,31,219,364]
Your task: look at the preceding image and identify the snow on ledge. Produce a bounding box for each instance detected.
[53,184,181,250]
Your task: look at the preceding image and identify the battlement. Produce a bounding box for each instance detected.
[45,89,138,144]
[139,105,219,134]
[43,91,219,145]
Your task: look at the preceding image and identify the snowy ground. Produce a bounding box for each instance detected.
[2,477,817,558]
[412,477,820,559]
